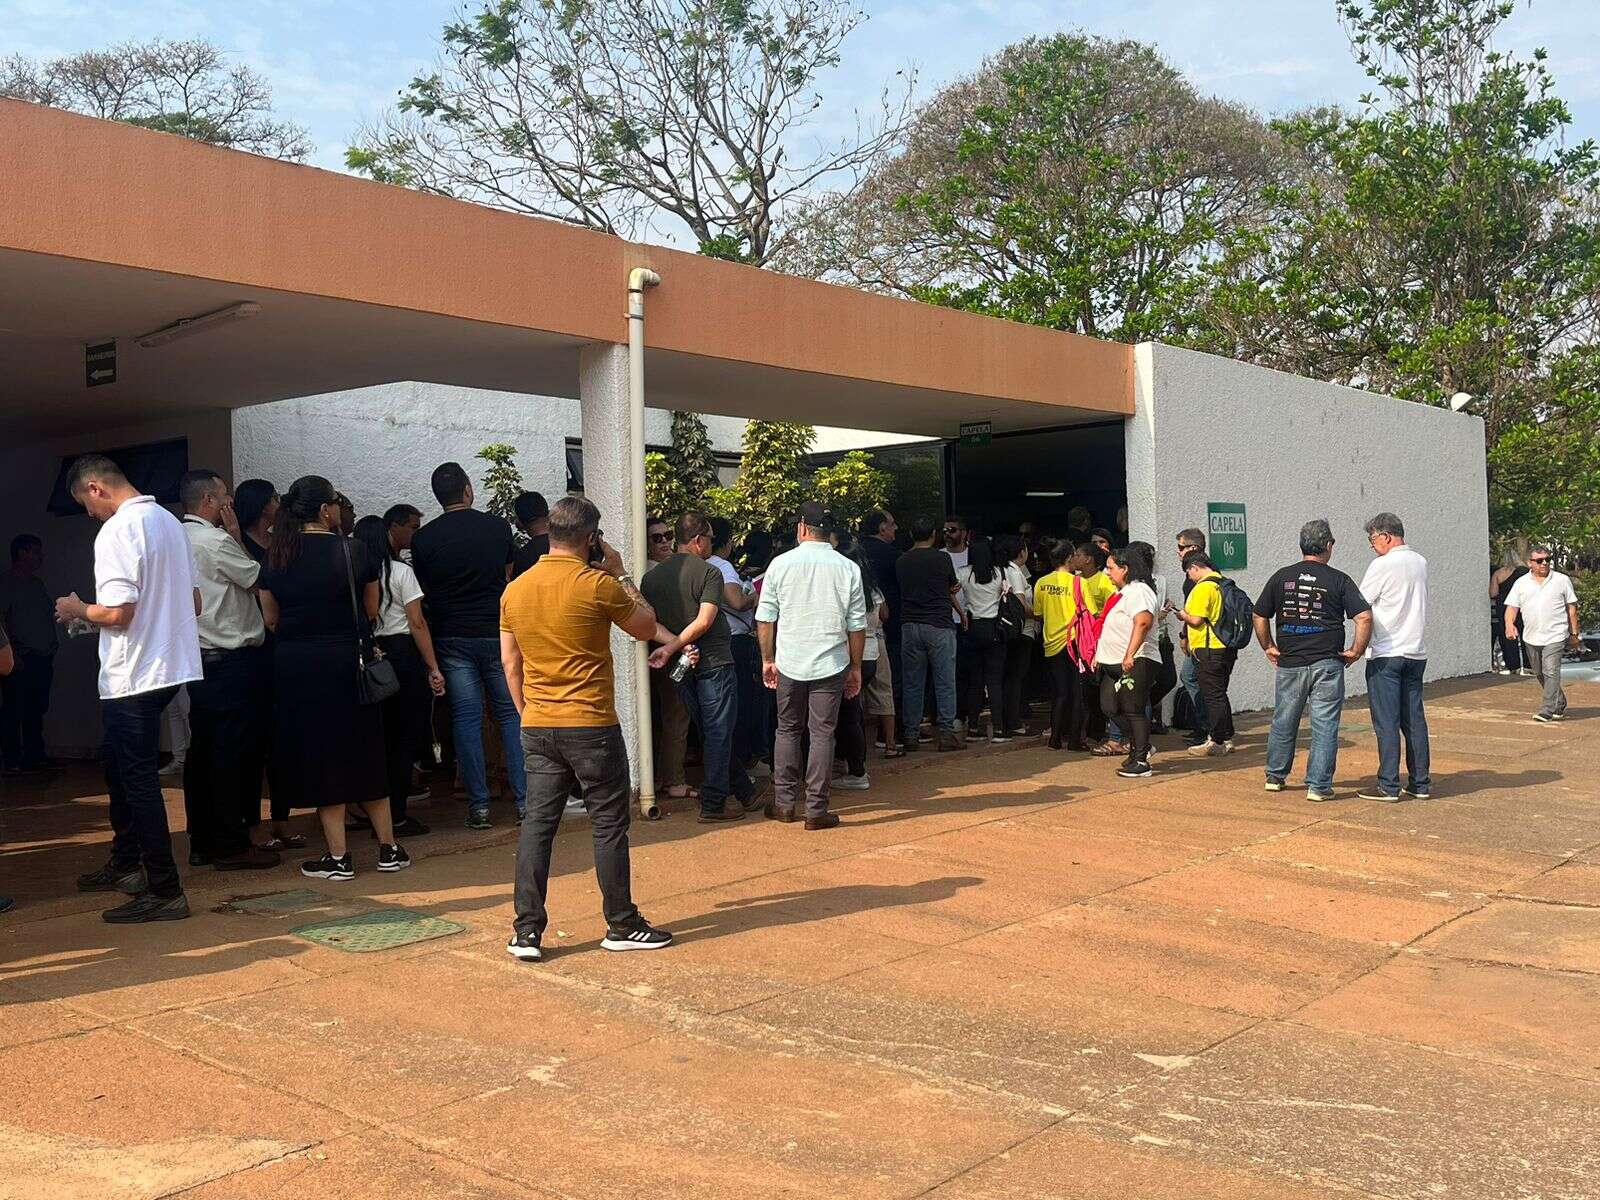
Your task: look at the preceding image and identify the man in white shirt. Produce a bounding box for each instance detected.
[178,470,279,873]
[1504,545,1580,723]
[755,502,867,830]
[55,455,203,923]
[1356,512,1430,802]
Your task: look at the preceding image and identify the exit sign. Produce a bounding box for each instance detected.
[1207,503,1248,570]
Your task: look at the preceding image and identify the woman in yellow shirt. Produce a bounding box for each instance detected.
[1034,542,1115,750]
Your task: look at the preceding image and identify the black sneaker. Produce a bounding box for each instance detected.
[392,816,431,837]
[600,922,673,952]
[77,861,146,894]
[103,892,190,924]
[377,843,411,873]
[1116,758,1153,778]
[505,933,543,962]
[464,811,492,830]
[1357,789,1403,803]
[188,850,213,867]
[300,853,355,880]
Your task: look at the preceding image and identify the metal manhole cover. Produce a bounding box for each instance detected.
[217,889,341,916]
[289,907,465,953]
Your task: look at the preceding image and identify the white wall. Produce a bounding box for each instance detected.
[0,409,234,757]
[1127,342,1490,713]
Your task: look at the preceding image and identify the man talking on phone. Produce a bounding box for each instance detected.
[499,496,684,962]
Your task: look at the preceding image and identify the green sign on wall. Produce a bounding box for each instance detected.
[1207,502,1248,570]
[958,420,992,446]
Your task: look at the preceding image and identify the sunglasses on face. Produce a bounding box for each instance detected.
[1530,557,1552,564]
[649,531,671,543]
[943,527,960,534]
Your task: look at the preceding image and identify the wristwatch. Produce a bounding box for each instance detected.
[616,573,635,587]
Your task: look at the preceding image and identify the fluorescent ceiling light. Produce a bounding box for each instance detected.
[1025,490,1065,498]
[136,302,261,349]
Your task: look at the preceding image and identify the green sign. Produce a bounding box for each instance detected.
[958,420,992,447]
[1207,502,1248,570]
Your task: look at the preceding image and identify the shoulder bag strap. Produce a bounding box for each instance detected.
[338,537,374,667]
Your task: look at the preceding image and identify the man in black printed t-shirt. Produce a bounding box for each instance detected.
[1252,519,1373,802]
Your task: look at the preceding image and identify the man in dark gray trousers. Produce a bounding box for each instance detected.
[755,502,868,831]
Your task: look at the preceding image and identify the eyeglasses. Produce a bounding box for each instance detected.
[1530,556,1552,564]
[943,526,960,534]
[648,532,671,543]
[1177,543,1198,553]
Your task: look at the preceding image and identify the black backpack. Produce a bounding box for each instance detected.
[1207,576,1256,651]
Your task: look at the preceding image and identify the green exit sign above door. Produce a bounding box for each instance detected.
[1206,503,1247,570]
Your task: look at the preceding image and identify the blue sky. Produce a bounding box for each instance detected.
[6,0,1599,175]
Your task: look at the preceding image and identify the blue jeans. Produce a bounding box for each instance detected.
[678,663,752,816]
[1266,659,1346,794]
[437,636,526,815]
[902,623,957,733]
[1179,651,1209,734]
[1365,657,1430,796]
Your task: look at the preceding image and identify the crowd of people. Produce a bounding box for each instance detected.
[0,452,1583,946]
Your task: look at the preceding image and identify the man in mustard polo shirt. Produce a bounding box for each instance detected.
[1174,550,1236,756]
[499,496,681,961]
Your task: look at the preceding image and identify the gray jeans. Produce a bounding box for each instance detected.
[774,668,847,817]
[1526,641,1568,718]
[513,726,641,942]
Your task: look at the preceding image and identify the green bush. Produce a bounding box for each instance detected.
[1572,569,1600,632]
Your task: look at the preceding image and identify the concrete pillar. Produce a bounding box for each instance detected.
[578,342,644,786]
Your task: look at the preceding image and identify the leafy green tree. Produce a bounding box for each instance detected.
[666,412,720,504]
[809,451,892,530]
[475,443,526,538]
[644,451,691,525]
[2,39,312,160]
[1198,0,1600,545]
[781,34,1282,341]
[723,421,815,538]
[348,0,910,266]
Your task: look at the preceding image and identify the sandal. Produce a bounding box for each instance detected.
[258,834,307,851]
[663,786,700,801]
[881,746,906,759]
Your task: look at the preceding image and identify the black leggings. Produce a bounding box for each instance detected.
[965,620,1007,737]
[378,634,430,821]
[1099,660,1156,763]
[1494,617,1523,672]
[1002,635,1034,733]
[1046,652,1086,749]
[836,660,878,777]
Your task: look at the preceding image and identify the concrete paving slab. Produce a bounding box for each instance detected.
[1087,1020,1600,1200]
[1021,784,1316,852]
[1295,953,1600,1077]
[1119,856,1471,945]
[1413,898,1600,973]
[1333,796,1600,859]
[409,1023,1054,1200]
[910,821,1213,895]
[925,1122,1370,1199]
[1503,861,1600,907]
[131,950,664,1123]
[0,980,104,1049]
[0,1026,350,1196]
[1240,821,1559,893]
[958,895,1386,1018]
[179,1130,553,1199]
[734,947,1253,1112]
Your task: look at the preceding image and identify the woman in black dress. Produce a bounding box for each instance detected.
[258,476,409,879]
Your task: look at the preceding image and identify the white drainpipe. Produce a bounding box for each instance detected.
[628,267,662,818]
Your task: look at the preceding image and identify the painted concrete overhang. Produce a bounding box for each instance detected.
[0,99,1132,440]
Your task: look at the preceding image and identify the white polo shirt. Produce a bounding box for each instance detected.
[1359,544,1428,660]
[754,540,867,681]
[95,496,204,699]
[1506,570,1578,646]
[182,516,265,651]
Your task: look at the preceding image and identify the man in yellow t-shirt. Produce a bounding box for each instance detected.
[1173,550,1237,756]
[498,496,679,961]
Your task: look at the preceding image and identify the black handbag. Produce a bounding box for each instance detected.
[997,577,1027,642]
[340,537,400,706]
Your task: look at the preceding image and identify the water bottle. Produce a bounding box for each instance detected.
[668,651,694,683]
[65,617,95,639]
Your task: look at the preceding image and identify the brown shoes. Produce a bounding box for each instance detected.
[937,731,962,752]
[763,803,797,823]
[697,806,746,824]
[804,813,840,831]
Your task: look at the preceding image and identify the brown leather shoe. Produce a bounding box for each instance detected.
[937,731,962,752]
[763,803,797,823]
[737,779,770,813]
[697,806,746,824]
[804,812,840,831]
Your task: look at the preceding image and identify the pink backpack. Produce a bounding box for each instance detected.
[1068,575,1106,670]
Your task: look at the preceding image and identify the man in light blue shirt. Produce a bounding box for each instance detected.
[755,502,867,830]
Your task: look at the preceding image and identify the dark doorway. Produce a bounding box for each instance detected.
[950,422,1125,537]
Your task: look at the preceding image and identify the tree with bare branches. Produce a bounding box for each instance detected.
[347,0,911,265]
[1,39,312,160]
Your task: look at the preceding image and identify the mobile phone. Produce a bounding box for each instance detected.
[588,529,606,566]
